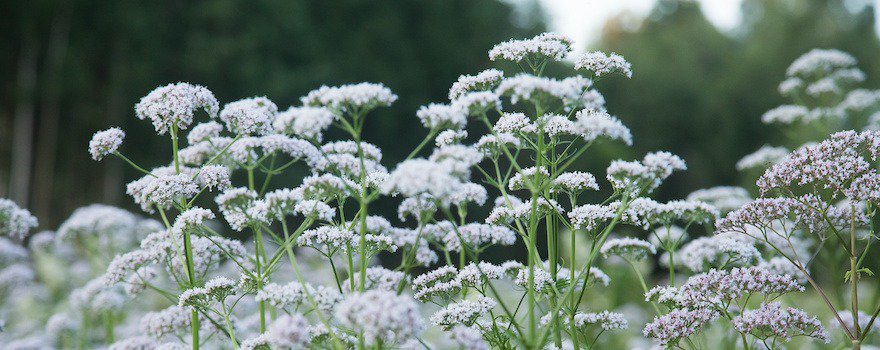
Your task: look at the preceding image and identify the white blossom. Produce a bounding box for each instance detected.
[219,96,278,135]
[273,106,336,141]
[449,69,504,100]
[736,145,789,170]
[334,290,423,345]
[135,83,219,134]
[0,198,38,240]
[488,32,571,62]
[302,82,397,112]
[89,127,125,160]
[574,51,632,78]
[417,103,467,130]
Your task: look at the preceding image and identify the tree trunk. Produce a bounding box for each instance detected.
[9,32,39,209]
[101,39,129,205]
[33,7,71,225]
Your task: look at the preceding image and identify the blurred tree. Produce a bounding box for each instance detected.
[595,0,880,200]
[0,0,544,226]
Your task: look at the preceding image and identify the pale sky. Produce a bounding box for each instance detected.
[534,0,879,52]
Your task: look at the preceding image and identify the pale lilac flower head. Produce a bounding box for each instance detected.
[643,308,719,346]
[757,130,880,196]
[732,302,829,344]
[89,127,125,160]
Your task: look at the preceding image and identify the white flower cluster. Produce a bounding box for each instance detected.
[0,198,38,240]
[574,109,632,145]
[675,234,762,272]
[135,82,219,134]
[449,69,504,100]
[574,51,633,78]
[573,311,629,331]
[430,296,496,328]
[89,127,125,160]
[126,169,200,212]
[761,105,810,124]
[273,106,337,141]
[497,74,590,106]
[786,49,857,78]
[302,82,398,113]
[488,32,572,62]
[553,171,599,193]
[686,186,751,213]
[435,129,468,147]
[606,151,686,195]
[416,103,467,130]
[600,237,656,261]
[735,145,789,170]
[219,96,278,135]
[334,290,423,346]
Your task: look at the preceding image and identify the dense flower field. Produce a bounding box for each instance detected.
[1,33,880,350]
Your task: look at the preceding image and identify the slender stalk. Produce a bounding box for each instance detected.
[173,125,200,350]
[626,259,661,315]
[851,204,861,350]
[570,227,579,350]
[357,198,368,291]
[79,311,90,350]
[254,227,267,332]
[103,311,114,344]
[526,192,540,347]
[668,248,675,286]
[281,220,344,350]
[221,302,238,349]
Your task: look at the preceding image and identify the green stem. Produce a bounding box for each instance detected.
[222,303,239,349]
[254,227,267,332]
[281,220,344,350]
[181,215,200,349]
[668,248,675,286]
[79,311,90,350]
[570,227,579,350]
[405,129,437,160]
[103,311,114,344]
[358,198,368,291]
[626,259,661,315]
[851,204,862,347]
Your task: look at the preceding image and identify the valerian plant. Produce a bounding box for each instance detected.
[0,35,869,350]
